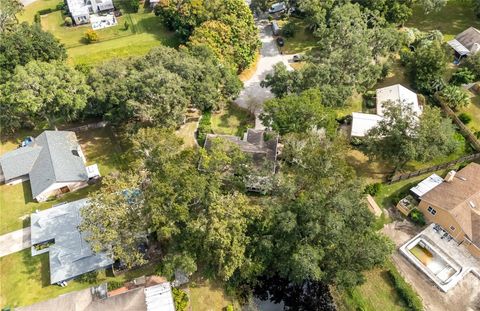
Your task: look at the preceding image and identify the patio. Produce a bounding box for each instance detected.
[91,13,117,30]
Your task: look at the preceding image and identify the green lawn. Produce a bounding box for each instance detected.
[188,279,239,311]
[335,268,406,311]
[211,104,254,137]
[0,249,157,308]
[277,18,318,54]
[0,127,125,235]
[18,1,179,66]
[406,0,480,41]
[457,95,480,133]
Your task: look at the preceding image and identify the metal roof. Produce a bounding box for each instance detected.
[351,112,383,137]
[376,84,422,117]
[144,282,175,311]
[410,174,444,198]
[30,199,114,284]
[448,39,470,56]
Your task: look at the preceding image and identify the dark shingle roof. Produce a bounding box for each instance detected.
[456,27,480,52]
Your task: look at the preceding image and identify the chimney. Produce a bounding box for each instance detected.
[444,170,456,182]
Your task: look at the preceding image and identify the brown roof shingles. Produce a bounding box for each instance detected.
[420,163,480,248]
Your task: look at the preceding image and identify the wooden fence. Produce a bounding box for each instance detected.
[389,152,480,184]
[434,93,480,151]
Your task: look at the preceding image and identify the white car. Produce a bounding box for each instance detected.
[268,2,286,14]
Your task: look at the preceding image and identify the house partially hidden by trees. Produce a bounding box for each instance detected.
[30,199,114,285]
[204,129,279,192]
[351,84,422,137]
[67,0,114,25]
[0,131,99,202]
[448,27,480,61]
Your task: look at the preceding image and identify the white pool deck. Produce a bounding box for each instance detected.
[400,223,480,292]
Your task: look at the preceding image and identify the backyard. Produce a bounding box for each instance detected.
[406,0,480,41]
[0,126,125,235]
[18,1,179,65]
[211,104,254,137]
[0,249,157,308]
[457,95,480,133]
[277,17,318,55]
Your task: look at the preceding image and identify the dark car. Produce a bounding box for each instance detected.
[276,37,285,47]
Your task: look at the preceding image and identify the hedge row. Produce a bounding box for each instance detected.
[387,266,423,311]
[197,111,212,146]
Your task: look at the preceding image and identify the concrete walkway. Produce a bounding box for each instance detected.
[235,20,294,129]
[0,227,31,257]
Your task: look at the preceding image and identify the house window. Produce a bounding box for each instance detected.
[427,206,437,216]
[450,226,455,231]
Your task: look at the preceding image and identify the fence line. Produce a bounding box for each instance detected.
[434,93,480,151]
[64,121,109,133]
[389,153,480,184]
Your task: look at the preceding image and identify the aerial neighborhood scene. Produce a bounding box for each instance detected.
[1,0,480,310]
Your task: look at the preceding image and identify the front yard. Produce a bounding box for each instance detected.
[0,249,157,308]
[18,2,179,65]
[0,126,125,235]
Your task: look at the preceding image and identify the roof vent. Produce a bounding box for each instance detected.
[444,170,456,182]
[469,201,476,209]
[72,150,79,157]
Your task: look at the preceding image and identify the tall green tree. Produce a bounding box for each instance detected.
[260,89,336,136]
[439,85,471,110]
[0,0,22,32]
[0,61,91,131]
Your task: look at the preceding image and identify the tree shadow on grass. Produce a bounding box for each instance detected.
[20,248,51,287]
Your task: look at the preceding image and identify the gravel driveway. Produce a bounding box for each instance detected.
[235,20,294,129]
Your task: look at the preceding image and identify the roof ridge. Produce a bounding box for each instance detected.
[42,131,60,181]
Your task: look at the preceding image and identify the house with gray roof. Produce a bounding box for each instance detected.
[30,198,114,285]
[448,27,480,59]
[0,130,97,202]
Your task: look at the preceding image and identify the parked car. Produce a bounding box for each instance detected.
[268,2,286,14]
[276,37,285,47]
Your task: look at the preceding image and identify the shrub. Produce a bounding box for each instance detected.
[409,209,425,226]
[475,131,480,139]
[172,288,189,311]
[440,85,471,110]
[124,21,129,30]
[76,271,98,283]
[84,29,99,43]
[282,21,296,38]
[387,266,423,311]
[450,68,475,86]
[364,183,382,196]
[64,16,73,26]
[37,8,54,15]
[130,0,140,12]
[107,280,125,291]
[197,111,212,146]
[225,305,234,311]
[34,13,41,24]
[56,2,66,11]
[458,112,472,125]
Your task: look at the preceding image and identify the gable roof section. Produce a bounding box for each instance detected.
[351,112,383,137]
[0,146,41,180]
[420,163,480,248]
[455,27,480,53]
[29,131,88,198]
[30,199,114,284]
[376,84,421,116]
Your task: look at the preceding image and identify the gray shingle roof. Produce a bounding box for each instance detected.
[0,131,88,198]
[30,198,114,284]
[455,27,480,52]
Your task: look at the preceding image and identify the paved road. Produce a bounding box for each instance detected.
[0,227,31,258]
[235,21,294,129]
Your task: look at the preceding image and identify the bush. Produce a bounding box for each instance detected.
[364,183,382,196]
[172,288,189,311]
[84,29,99,43]
[34,13,41,24]
[409,209,425,226]
[450,68,475,86]
[64,16,73,26]
[387,266,423,311]
[124,21,129,30]
[37,8,54,15]
[107,280,125,291]
[282,21,296,38]
[56,2,66,11]
[458,112,472,125]
[130,0,140,12]
[76,271,98,283]
[475,131,480,139]
[197,111,212,146]
[225,305,234,311]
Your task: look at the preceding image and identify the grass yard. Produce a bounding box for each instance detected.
[277,18,318,54]
[406,0,480,41]
[211,104,254,137]
[334,268,406,311]
[457,95,480,133]
[188,279,239,311]
[19,0,179,66]
[0,127,125,235]
[176,121,199,149]
[374,58,412,90]
[0,249,157,308]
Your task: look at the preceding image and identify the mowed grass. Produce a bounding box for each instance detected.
[0,249,157,308]
[188,279,238,311]
[211,104,254,136]
[457,95,480,133]
[406,0,480,41]
[277,18,318,54]
[335,268,406,311]
[19,0,179,66]
[0,127,125,235]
